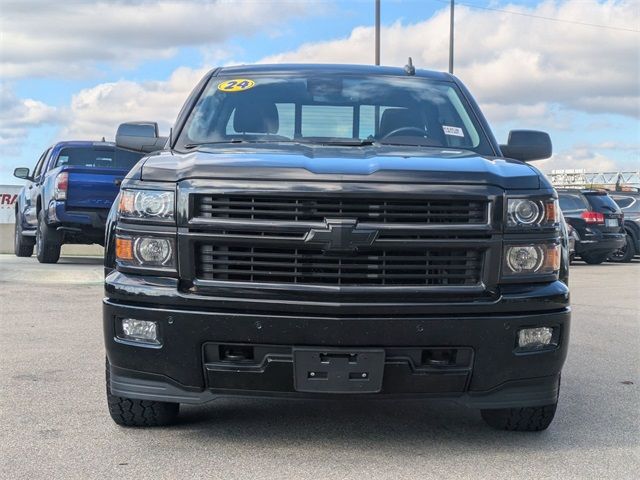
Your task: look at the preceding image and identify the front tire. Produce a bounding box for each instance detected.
[36,209,61,264]
[481,403,558,431]
[105,359,180,427]
[608,234,636,263]
[14,215,35,257]
[581,252,609,265]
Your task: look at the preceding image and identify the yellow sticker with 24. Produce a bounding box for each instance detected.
[217,79,256,92]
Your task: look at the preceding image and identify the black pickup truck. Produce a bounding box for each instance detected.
[104,64,570,431]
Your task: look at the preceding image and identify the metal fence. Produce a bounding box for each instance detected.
[547,169,640,189]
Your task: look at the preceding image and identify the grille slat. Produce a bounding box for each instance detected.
[205,260,480,270]
[201,208,479,219]
[194,195,487,224]
[203,269,476,280]
[196,245,482,286]
[203,251,480,262]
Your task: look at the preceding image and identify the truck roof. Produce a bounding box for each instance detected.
[214,63,454,81]
[48,140,118,156]
[52,140,117,149]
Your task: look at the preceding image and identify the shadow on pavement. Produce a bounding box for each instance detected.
[164,390,636,453]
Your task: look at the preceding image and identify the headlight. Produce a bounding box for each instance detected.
[507,198,558,228]
[115,234,175,269]
[118,189,174,221]
[503,243,560,276]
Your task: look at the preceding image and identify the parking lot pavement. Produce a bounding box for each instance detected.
[0,254,638,480]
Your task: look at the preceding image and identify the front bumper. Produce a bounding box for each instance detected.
[104,273,570,408]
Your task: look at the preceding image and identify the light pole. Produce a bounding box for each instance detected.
[375,0,381,65]
[449,0,455,74]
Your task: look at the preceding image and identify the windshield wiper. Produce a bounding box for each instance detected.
[183,139,298,149]
[184,138,377,149]
[297,138,376,147]
[184,140,254,149]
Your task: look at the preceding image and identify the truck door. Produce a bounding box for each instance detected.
[24,148,51,227]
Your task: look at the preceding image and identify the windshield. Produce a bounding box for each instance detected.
[56,147,143,170]
[177,74,494,155]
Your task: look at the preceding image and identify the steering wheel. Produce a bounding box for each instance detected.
[379,126,427,140]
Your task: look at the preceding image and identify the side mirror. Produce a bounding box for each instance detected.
[115,121,168,153]
[13,167,31,180]
[500,130,552,161]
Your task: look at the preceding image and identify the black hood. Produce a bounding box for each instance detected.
[140,144,541,189]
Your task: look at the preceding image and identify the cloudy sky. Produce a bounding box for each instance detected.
[0,0,638,183]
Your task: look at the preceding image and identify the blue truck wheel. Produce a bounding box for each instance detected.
[36,209,62,264]
[14,214,35,257]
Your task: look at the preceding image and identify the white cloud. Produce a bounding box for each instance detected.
[539,148,620,172]
[61,66,210,140]
[0,0,313,78]
[479,102,576,131]
[574,141,640,152]
[260,0,640,119]
[0,85,59,150]
[539,144,640,172]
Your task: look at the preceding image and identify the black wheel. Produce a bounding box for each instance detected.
[36,209,61,264]
[14,214,35,257]
[481,403,558,431]
[105,358,179,427]
[608,234,635,263]
[581,252,609,265]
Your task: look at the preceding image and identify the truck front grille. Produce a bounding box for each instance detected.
[196,244,483,286]
[194,195,487,224]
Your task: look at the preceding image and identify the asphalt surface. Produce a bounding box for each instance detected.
[1,254,638,479]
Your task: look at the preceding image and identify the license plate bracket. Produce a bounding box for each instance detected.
[293,348,385,393]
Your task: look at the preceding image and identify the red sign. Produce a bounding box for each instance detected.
[0,186,21,223]
[0,193,17,206]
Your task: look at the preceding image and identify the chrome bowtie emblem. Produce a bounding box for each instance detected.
[304,219,378,252]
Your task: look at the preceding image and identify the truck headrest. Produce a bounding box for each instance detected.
[233,102,279,134]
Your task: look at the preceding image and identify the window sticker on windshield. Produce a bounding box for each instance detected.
[217,79,256,92]
[443,125,464,137]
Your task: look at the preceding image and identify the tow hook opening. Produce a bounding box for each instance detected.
[219,345,255,362]
[421,348,458,367]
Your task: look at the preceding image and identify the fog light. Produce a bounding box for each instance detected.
[120,318,158,344]
[518,327,556,349]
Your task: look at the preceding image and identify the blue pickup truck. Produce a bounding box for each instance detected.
[13,141,143,263]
